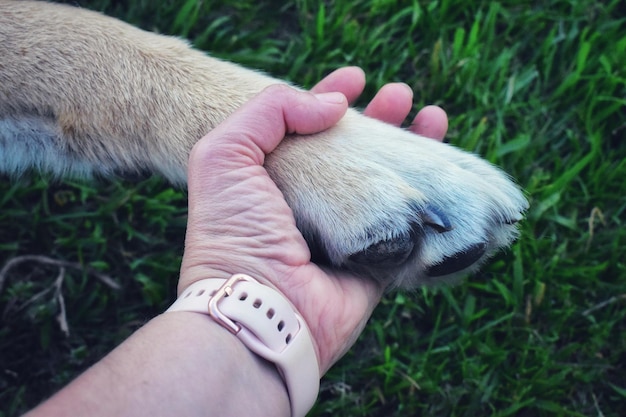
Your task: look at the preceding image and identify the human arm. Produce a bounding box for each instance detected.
[25,68,448,417]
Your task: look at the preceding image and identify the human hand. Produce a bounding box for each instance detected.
[310,66,448,140]
[179,68,448,374]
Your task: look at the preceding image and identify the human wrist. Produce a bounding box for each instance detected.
[167,275,321,417]
[153,312,290,416]
[178,255,282,294]
[159,312,291,416]
[26,312,290,417]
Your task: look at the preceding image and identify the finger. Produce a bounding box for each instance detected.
[409,105,448,141]
[363,83,414,126]
[310,67,366,104]
[190,84,348,168]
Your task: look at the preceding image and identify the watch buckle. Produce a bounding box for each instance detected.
[207,273,252,335]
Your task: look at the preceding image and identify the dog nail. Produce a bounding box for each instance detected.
[422,205,453,233]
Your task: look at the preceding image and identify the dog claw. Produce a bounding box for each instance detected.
[422,205,453,233]
[504,212,525,225]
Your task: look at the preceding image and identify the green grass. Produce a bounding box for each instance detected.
[1,0,625,415]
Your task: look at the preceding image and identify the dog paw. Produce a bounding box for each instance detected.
[265,110,528,289]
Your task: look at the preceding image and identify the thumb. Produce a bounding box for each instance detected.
[189,84,348,172]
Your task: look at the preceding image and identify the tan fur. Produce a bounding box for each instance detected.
[0,0,280,182]
[0,1,528,288]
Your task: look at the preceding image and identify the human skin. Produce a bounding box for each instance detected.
[25,67,448,417]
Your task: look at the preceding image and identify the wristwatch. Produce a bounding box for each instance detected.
[166,273,320,417]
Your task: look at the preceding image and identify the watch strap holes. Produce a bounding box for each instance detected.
[267,308,275,319]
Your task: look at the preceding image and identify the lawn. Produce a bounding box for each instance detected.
[1,0,625,416]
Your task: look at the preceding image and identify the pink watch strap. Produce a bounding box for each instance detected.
[166,274,320,417]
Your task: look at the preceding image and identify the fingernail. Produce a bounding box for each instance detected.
[315,92,346,105]
[398,82,414,97]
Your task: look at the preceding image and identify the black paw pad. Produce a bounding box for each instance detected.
[348,235,414,267]
[426,242,486,277]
